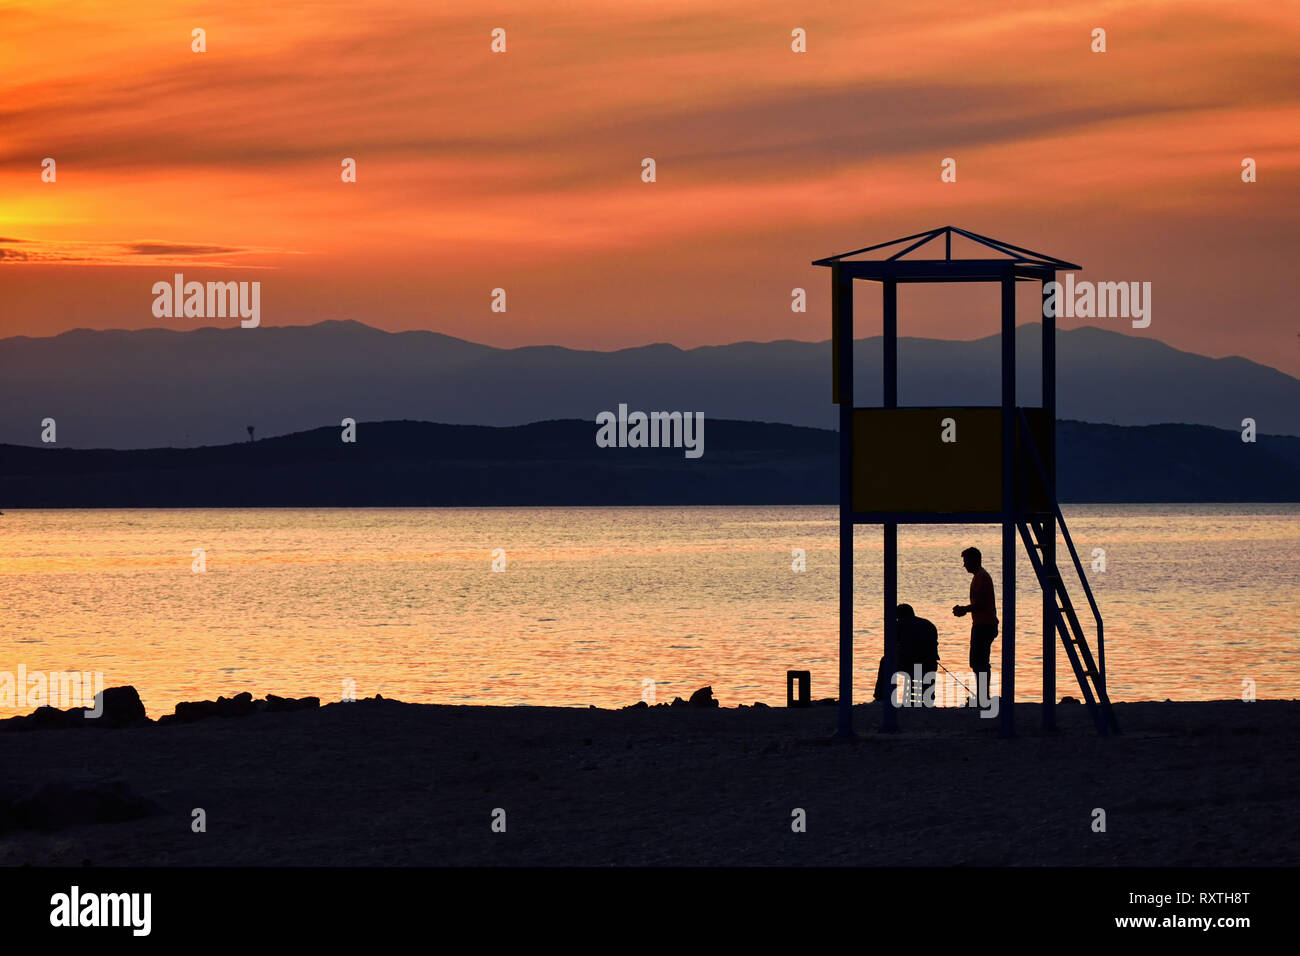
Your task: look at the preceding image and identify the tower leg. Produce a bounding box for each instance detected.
[1042,514,1056,731]
[836,426,854,738]
[1041,275,1057,732]
[1001,520,1015,737]
[999,274,1016,738]
[834,264,855,738]
[881,278,899,732]
[883,523,898,732]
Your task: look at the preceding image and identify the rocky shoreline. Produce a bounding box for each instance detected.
[0,683,754,733]
[0,685,323,730]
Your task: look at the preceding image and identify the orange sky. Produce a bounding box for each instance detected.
[2,0,1298,373]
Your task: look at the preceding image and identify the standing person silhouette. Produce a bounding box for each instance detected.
[953,546,998,705]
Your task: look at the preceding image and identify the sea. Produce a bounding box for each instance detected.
[1,505,1295,717]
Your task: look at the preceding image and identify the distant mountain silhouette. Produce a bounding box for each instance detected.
[2,418,1296,506]
[2,321,1296,448]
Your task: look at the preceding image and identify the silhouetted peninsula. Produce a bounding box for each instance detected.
[2,418,1297,507]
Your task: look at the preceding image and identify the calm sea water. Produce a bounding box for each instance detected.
[1,506,1295,717]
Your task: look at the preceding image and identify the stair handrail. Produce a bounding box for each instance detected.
[1015,409,1106,691]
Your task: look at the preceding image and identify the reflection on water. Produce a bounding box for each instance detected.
[1,505,1295,716]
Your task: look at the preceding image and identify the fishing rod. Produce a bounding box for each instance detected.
[937,661,976,699]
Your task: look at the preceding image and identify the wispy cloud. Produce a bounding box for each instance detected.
[0,237,286,267]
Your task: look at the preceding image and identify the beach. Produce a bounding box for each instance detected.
[2,695,1295,866]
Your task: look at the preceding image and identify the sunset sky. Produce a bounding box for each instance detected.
[2,0,1298,373]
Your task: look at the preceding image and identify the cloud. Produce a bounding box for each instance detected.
[123,241,247,256]
[0,237,281,267]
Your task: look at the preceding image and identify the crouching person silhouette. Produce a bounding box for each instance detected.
[873,603,940,705]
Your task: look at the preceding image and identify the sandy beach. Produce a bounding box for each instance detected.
[2,694,1295,866]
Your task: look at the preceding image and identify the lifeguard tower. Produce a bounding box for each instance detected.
[813,226,1118,738]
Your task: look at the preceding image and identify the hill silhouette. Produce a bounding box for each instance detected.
[1,418,1296,506]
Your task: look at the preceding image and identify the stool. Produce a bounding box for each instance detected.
[898,666,937,706]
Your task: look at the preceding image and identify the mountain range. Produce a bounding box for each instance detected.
[1,320,1297,448]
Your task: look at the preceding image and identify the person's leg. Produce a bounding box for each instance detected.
[874,656,889,702]
[966,626,977,705]
[921,659,938,706]
[970,624,992,704]
[986,623,999,700]
[976,623,998,703]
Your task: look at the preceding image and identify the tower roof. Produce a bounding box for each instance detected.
[813,226,1079,281]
